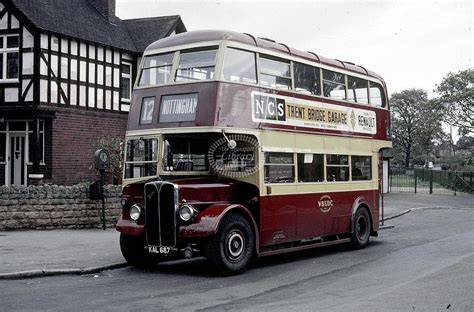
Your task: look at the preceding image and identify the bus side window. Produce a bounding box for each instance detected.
[351,156,372,181]
[222,48,257,84]
[297,153,324,182]
[369,82,386,107]
[264,152,295,183]
[259,56,291,90]
[326,154,349,182]
[347,76,369,104]
[294,62,321,96]
[323,69,346,100]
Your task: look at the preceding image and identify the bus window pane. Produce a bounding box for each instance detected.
[176,49,217,82]
[327,166,349,182]
[370,82,385,107]
[143,53,174,68]
[352,156,372,180]
[260,57,290,77]
[124,163,157,179]
[326,154,349,182]
[126,138,158,162]
[139,52,174,87]
[264,152,294,183]
[297,153,324,182]
[138,66,171,86]
[347,76,368,104]
[179,50,216,68]
[323,69,346,100]
[327,154,348,165]
[294,62,321,95]
[260,74,291,90]
[223,48,257,84]
[163,136,210,171]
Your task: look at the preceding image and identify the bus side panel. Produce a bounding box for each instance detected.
[259,195,297,246]
[259,190,379,247]
[325,190,378,235]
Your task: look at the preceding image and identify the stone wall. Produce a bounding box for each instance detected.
[0,184,122,230]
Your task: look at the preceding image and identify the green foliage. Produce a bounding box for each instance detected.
[92,136,124,184]
[439,154,474,171]
[390,89,444,168]
[435,68,474,136]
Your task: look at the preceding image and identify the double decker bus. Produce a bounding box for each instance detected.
[117,30,391,275]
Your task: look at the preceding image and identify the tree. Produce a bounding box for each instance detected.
[435,68,474,136]
[391,89,444,168]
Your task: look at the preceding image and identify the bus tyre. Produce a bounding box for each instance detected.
[350,208,371,249]
[120,233,159,268]
[206,213,255,275]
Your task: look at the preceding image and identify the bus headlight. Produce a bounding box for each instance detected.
[129,204,143,221]
[179,204,196,222]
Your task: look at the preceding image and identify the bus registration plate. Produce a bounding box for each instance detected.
[148,246,171,254]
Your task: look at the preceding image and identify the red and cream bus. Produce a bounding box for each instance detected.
[116,30,392,275]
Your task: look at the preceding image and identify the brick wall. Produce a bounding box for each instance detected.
[0,184,122,230]
[51,107,128,185]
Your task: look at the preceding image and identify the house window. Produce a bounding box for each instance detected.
[0,35,19,80]
[121,62,132,101]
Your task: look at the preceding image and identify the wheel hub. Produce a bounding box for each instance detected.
[227,231,245,259]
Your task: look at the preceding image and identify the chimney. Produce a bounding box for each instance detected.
[88,0,117,23]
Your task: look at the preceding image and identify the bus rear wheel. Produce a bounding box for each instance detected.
[350,208,371,249]
[206,213,255,275]
[120,233,160,268]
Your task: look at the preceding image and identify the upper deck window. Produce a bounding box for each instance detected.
[323,69,346,100]
[369,82,386,107]
[259,56,291,90]
[223,48,257,84]
[176,49,217,82]
[347,76,369,104]
[138,52,174,87]
[294,62,321,95]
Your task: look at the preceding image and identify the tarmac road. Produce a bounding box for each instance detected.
[1,204,473,311]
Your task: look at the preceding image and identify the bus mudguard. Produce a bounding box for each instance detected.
[179,203,259,242]
[350,196,375,233]
[116,216,145,236]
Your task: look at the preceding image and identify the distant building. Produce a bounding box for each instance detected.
[0,0,186,186]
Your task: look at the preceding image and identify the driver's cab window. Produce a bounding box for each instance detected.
[163,136,209,171]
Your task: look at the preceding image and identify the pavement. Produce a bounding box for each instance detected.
[0,192,472,280]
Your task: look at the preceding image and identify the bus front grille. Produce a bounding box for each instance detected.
[144,182,177,247]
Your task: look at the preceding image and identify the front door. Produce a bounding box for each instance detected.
[10,135,26,186]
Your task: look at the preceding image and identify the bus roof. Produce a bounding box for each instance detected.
[145,30,385,83]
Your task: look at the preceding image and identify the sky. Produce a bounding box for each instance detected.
[116,0,472,98]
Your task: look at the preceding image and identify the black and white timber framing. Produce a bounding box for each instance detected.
[0,0,186,186]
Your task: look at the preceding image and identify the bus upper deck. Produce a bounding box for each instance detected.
[127,30,390,142]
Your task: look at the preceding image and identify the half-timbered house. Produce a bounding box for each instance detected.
[0,0,186,185]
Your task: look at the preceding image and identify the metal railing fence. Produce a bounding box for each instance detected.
[389,168,473,195]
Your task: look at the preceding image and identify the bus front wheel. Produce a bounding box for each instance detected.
[350,208,371,249]
[206,213,255,275]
